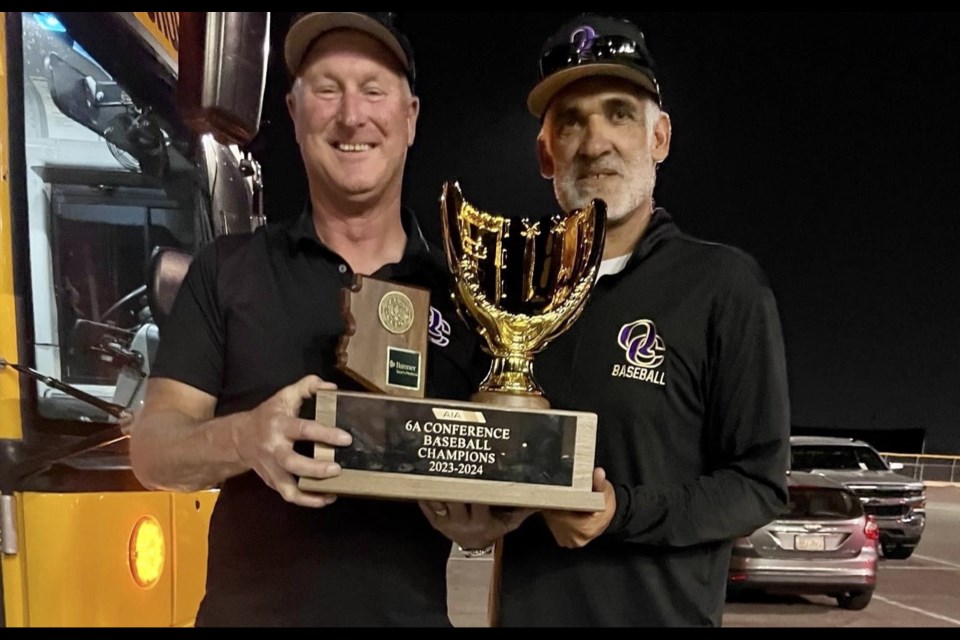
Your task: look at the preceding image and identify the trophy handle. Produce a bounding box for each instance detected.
[440,181,488,341]
[440,181,466,281]
[580,199,607,286]
[586,200,607,279]
[536,200,607,346]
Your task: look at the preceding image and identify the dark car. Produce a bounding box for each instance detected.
[790,436,926,559]
[728,471,879,610]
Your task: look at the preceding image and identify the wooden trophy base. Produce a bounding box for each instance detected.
[298,390,605,512]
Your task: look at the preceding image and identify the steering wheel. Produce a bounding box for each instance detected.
[99,285,149,328]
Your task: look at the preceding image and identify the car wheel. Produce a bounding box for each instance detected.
[837,590,873,611]
[884,545,915,560]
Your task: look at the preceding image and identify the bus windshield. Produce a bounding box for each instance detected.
[20,12,201,423]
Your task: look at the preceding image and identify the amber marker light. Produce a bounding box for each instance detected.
[129,516,165,588]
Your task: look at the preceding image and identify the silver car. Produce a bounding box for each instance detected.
[790,436,926,559]
[728,471,879,610]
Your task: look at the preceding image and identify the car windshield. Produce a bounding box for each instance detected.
[791,445,888,472]
[785,487,863,519]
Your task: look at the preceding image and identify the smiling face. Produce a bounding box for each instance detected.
[538,76,671,227]
[286,29,419,210]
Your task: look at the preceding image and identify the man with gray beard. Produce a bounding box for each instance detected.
[424,13,792,627]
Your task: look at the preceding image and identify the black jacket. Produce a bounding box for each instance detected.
[499,209,791,627]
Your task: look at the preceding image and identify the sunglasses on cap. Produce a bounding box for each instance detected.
[539,32,661,106]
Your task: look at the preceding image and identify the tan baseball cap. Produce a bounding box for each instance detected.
[284,12,416,89]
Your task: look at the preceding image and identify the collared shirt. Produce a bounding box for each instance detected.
[284,203,437,281]
[153,205,484,627]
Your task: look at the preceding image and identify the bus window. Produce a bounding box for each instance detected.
[20,12,201,424]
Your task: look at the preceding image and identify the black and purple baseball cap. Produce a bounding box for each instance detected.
[528,13,661,118]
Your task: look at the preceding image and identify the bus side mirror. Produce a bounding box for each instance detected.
[177,12,270,147]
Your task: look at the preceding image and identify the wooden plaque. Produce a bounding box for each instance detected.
[298,390,605,512]
[337,275,431,399]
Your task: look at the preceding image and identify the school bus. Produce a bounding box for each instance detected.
[0,12,266,626]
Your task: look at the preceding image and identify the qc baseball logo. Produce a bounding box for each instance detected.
[612,319,667,387]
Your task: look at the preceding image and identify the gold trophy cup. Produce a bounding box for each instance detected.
[440,181,607,628]
[440,181,606,411]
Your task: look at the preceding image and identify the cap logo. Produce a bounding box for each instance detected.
[571,26,598,63]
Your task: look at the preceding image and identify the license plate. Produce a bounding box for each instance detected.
[795,534,826,552]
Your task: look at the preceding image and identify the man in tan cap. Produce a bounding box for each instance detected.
[130,12,485,626]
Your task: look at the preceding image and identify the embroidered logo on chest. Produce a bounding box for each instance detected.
[612,319,667,387]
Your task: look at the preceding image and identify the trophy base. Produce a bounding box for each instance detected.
[298,390,605,512]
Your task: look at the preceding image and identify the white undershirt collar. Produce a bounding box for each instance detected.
[597,254,631,280]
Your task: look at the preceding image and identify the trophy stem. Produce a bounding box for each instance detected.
[472,355,550,410]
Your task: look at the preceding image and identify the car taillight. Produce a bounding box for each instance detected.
[864,516,880,541]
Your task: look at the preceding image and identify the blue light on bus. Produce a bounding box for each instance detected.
[34,13,67,33]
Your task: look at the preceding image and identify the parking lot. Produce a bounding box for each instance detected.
[447,485,960,627]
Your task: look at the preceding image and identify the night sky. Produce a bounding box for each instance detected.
[255,13,960,454]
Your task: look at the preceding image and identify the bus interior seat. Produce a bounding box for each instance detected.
[108,247,192,418]
[146,246,193,336]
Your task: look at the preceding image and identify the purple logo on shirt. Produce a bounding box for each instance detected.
[618,320,666,369]
[429,307,451,348]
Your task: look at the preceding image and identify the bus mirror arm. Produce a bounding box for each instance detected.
[0,425,129,488]
[0,358,133,422]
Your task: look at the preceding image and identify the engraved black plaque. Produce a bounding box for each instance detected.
[299,390,603,512]
[334,395,577,487]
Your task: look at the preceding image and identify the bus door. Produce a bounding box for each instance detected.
[0,11,267,627]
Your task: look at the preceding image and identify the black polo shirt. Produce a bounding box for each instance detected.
[153,207,484,627]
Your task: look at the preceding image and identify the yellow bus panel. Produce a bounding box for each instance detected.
[6,491,214,627]
[0,13,23,440]
[131,12,179,65]
[172,491,218,625]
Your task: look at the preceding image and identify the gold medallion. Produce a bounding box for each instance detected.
[378,291,415,335]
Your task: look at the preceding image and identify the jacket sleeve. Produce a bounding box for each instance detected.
[605,268,791,547]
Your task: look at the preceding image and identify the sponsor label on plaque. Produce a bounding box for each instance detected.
[386,347,422,392]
